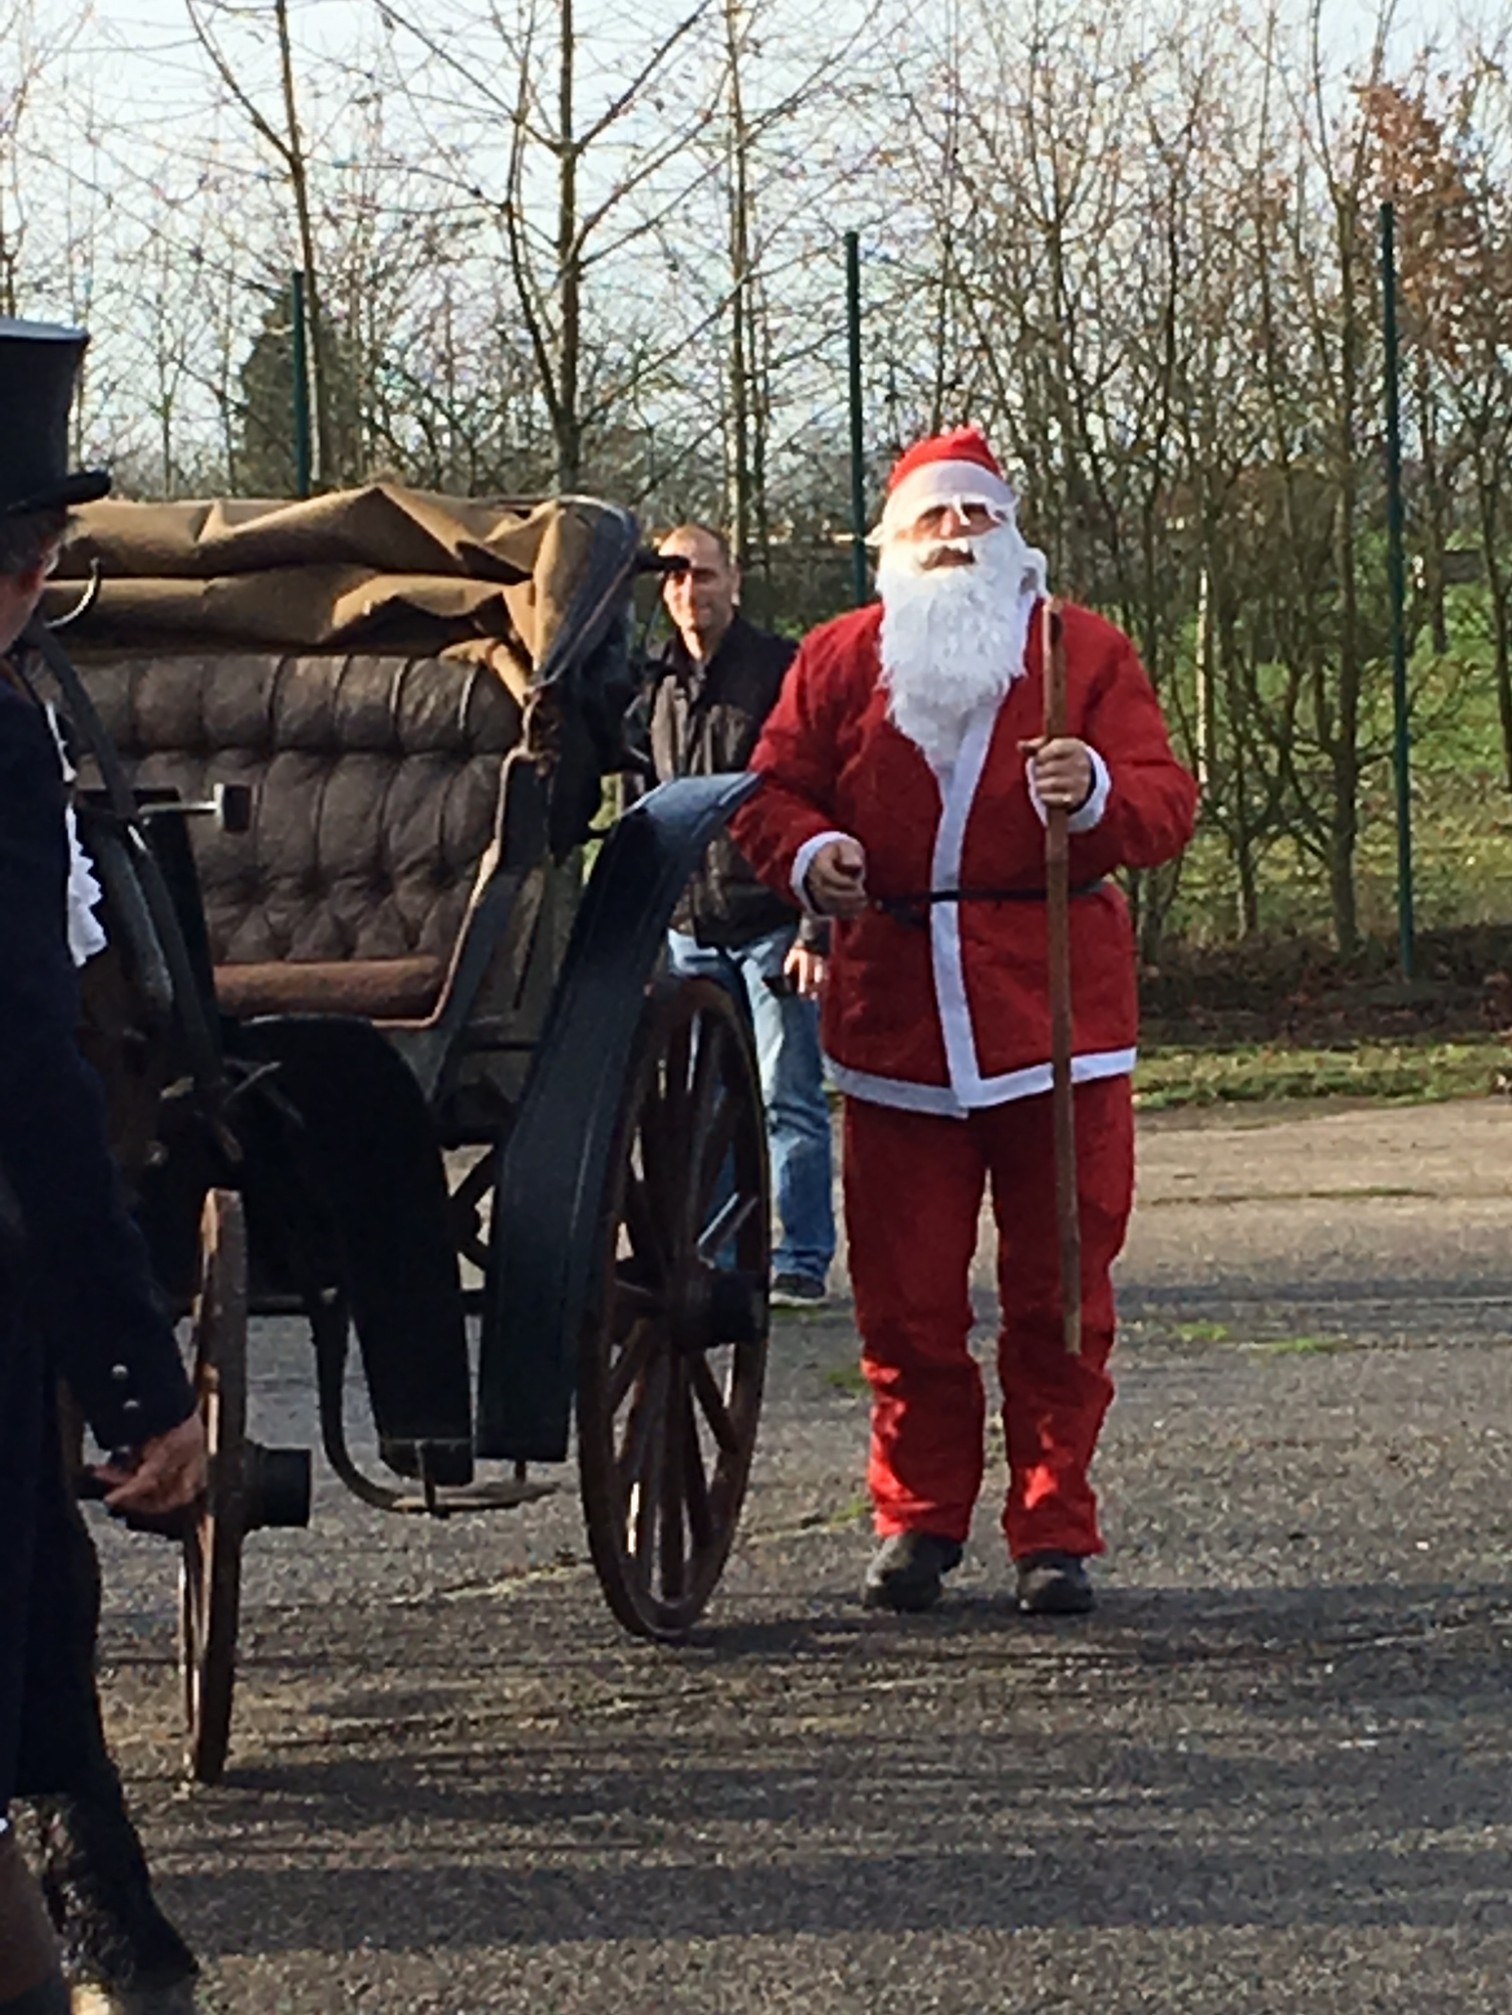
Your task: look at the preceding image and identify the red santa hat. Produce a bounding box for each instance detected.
[874,425,1017,541]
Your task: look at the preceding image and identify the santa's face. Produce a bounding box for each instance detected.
[891,499,1000,569]
[875,507,1044,772]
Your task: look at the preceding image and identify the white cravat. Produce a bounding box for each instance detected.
[45,703,108,967]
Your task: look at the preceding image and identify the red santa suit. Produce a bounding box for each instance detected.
[732,486,1196,1561]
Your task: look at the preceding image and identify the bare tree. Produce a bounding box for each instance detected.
[377,0,723,490]
[1364,64,1512,787]
[184,0,336,481]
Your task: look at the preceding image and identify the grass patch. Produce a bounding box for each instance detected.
[824,1363,868,1396]
[773,1300,850,1326]
[795,1492,871,1531]
[1172,1318,1232,1343]
[1258,1334,1352,1356]
[1160,625,1512,946]
[1136,1037,1507,1110]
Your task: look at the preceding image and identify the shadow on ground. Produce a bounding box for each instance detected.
[152,1575,1512,1959]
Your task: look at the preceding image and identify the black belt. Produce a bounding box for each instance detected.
[875,881,1106,929]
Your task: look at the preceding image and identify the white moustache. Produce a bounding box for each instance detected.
[890,534,983,578]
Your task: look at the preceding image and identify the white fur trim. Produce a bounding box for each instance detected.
[791,829,858,915]
[828,1064,970,1117]
[974,1047,1136,1106]
[897,694,1124,1110]
[877,458,1015,540]
[1028,745,1111,833]
[927,706,996,1096]
[829,1048,1137,1115]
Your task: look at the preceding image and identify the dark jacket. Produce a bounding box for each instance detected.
[0,678,193,1807]
[648,614,821,950]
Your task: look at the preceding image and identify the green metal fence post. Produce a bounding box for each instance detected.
[1379,201,1415,981]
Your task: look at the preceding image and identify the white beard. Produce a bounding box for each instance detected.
[876,521,1047,773]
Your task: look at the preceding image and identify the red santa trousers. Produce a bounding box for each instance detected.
[843,1076,1134,1559]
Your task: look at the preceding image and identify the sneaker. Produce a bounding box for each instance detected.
[1015,1551,1095,1616]
[770,1272,827,1308]
[862,1531,964,1613]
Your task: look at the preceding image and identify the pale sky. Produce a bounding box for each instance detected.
[12,0,1505,471]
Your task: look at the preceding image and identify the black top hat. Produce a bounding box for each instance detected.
[0,317,112,517]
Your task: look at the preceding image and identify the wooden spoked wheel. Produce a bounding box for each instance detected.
[578,978,771,1641]
[180,1187,249,1786]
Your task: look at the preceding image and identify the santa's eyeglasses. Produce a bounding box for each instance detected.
[905,498,1007,538]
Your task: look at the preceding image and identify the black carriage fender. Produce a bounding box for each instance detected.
[476,771,761,1463]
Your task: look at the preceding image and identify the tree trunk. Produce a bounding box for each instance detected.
[554,0,582,490]
[275,0,331,485]
[159,398,174,499]
[1194,560,1214,793]
[1235,829,1260,938]
[749,272,775,624]
[1415,348,1448,656]
[1222,611,1262,938]
[1328,211,1363,956]
[723,0,753,565]
[0,199,15,316]
[1481,468,1512,793]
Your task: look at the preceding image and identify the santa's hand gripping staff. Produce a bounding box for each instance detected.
[731,428,1197,1616]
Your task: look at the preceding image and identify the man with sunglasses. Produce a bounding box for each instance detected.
[649,522,836,1309]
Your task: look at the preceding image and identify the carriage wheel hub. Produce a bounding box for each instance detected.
[666,1262,764,1354]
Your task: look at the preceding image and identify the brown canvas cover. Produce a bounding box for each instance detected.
[42,483,626,700]
[37,484,628,1022]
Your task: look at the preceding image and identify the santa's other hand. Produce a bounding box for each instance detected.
[805,838,868,919]
[1021,736,1094,809]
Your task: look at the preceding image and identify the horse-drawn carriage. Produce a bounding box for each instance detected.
[34,484,772,1783]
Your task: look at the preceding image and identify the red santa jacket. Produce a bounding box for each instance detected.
[730,598,1198,1114]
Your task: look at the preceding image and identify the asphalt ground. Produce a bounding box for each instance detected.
[86,1096,1512,2013]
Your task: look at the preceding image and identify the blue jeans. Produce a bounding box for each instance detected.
[667,925,836,1285]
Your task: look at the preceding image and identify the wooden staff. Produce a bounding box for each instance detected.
[1042,596,1083,1355]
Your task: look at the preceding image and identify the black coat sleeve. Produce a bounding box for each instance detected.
[0,688,193,1450]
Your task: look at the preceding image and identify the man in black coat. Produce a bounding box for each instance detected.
[650,523,835,1305]
[0,319,205,2013]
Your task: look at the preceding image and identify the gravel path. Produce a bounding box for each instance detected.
[88,1096,1512,2013]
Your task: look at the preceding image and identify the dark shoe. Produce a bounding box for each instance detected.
[28,1792,199,1996]
[770,1272,827,1308]
[0,1829,69,2012]
[1015,1551,1094,1616]
[862,1531,963,1612]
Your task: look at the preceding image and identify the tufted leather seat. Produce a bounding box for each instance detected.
[84,650,523,1021]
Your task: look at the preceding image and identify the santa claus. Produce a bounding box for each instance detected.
[731,426,1197,1615]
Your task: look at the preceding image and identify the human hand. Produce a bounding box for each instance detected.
[783,941,827,1000]
[95,1412,208,1517]
[1020,736,1094,810]
[804,838,868,919]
